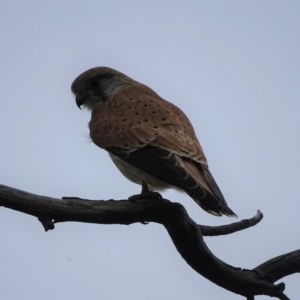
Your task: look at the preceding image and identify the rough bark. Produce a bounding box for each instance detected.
[0,184,298,299]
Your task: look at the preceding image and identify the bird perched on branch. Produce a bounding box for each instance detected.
[71,67,236,217]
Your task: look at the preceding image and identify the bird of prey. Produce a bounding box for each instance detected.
[71,67,236,217]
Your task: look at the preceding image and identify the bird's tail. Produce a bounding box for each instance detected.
[183,160,237,217]
[188,190,237,217]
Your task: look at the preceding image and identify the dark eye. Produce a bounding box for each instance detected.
[89,76,99,89]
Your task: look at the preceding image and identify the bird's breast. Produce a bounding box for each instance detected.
[109,152,172,191]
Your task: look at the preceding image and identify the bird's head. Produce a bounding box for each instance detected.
[71,67,134,110]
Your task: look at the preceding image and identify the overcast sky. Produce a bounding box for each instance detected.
[0,1,299,300]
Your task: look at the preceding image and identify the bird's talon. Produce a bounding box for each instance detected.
[128,191,162,202]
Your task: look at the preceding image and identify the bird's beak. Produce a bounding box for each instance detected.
[76,97,85,109]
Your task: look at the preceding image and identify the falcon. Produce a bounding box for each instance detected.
[71,67,236,217]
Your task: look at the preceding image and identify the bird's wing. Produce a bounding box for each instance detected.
[107,144,235,217]
[90,89,235,216]
[90,86,207,162]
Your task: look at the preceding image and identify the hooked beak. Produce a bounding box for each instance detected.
[76,97,85,109]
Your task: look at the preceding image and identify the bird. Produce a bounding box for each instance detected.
[71,67,236,217]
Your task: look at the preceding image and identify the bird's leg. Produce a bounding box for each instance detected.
[128,182,162,201]
[141,182,162,198]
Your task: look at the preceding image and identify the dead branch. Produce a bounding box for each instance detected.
[0,183,298,299]
[199,210,263,236]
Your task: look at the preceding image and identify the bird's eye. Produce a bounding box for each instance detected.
[89,76,99,89]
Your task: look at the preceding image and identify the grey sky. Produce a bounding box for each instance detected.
[0,1,299,299]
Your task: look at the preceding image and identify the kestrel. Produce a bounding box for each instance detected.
[71,67,236,217]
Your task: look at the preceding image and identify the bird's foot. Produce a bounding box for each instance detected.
[128,191,162,202]
[128,182,162,202]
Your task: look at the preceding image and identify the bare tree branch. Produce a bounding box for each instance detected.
[0,183,298,299]
[199,210,263,236]
[254,249,300,283]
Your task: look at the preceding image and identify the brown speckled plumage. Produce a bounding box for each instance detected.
[71,67,236,217]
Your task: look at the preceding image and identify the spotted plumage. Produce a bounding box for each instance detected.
[71,67,236,217]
